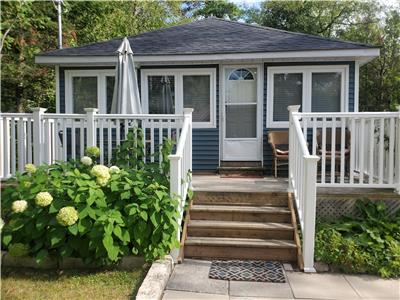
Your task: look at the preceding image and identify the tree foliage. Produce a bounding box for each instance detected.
[184,0,242,20]
[246,0,400,111]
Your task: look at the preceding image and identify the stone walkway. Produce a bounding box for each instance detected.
[162,259,400,300]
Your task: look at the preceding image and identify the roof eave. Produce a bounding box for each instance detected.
[35,48,380,66]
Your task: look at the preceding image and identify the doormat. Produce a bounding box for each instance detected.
[208,260,285,283]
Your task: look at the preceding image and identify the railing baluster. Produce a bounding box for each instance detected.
[71,118,76,160]
[359,118,365,184]
[388,117,395,184]
[108,119,112,165]
[150,120,154,162]
[321,117,326,184]
[340,118,346,184]
[350,118,356,184]
[10,118,16,175]
[99,118,104,165]
[368,118,375,184]
[378,118,385,184]
[330,117,336,183]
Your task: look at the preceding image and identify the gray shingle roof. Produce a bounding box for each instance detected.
[39,17,376,57]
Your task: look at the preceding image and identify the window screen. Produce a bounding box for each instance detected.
[312,72,341,112]
[106,76,115,114]
[183,75,210,122]
[148,76,175,114]
[273,73,303,122]
[72,77,98,113]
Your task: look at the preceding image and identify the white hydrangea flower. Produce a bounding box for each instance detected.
[35,192,53,207]
[25,164,37,174]
[109,166,120,174]
[56,206,79,226]
[91,165,111,186]
[12,200,28,213]
[91,165,110,178]
[80,156,93,166]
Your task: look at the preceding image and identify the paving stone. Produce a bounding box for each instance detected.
[230,281,293,298]
[230,297,294,300]
[166,259,228,295]
[345,274,400,299]
[163,290,228,300]
[286,272,361,299]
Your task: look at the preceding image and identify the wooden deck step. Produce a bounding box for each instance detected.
[184,237,297,261]
[190,204,291,223]
[193,191,288,206]
[188,220,294,239]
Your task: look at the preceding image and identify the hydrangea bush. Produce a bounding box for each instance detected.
[1,132,181,265]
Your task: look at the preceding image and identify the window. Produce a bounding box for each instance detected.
[141,68,216,128]
[267,65,348,128]
[65,70,115,113]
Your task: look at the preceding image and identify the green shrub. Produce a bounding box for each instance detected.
[1,132,181,265]
[315,198,400,278]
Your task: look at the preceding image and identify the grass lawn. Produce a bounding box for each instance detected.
[1,266,149,300]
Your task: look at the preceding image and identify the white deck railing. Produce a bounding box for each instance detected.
[288,105,320,273]
[0,107,193,232]
[289,105,400,272]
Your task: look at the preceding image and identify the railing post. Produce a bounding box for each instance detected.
[396,106,400,194]
[183,108,193,187]
[302,155,320,273]
[32,108,47,166]
[169,155,182,240]
[84,108,98,148]
[288,105,301,192]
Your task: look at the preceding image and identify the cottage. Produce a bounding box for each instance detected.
[35,17,380,174]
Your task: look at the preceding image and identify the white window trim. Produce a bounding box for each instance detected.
[65,69,115,114]
[141,68,216,129]
[267,65,349,128]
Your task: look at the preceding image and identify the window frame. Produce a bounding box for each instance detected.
[267,65,349,128]
[65,69,115,114]
[141,68,217,129]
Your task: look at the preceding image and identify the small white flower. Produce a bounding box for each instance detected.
[25,164,37,174]
[12,200,28,213]
[35,192,53,207]
[109,166,120,174]
[80,156,93,166]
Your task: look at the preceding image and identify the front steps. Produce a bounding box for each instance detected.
[183,190,300,263]
[218,161,264,178]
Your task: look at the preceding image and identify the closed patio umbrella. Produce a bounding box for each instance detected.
[111,37,142,114]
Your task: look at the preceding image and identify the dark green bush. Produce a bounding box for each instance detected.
[315,198,400,278]
[1,131,181,265]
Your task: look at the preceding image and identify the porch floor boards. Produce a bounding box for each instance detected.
[192,175,400,198]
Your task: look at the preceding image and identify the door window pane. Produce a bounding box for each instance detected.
[226,105,257,138]
[106,76,115,114]
[148,76,175,114]
[226,68,257,104]
[312,72,341,112]
[72,77,97,113]
[183,75,210,122]
[273,73,303,122]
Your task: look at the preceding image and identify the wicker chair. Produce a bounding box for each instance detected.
[268,131,289,178]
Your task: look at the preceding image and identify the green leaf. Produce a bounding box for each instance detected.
[104,223,113,235]
[134,187,142,196]
[140,211,148,221]
[68,223,78,235]
[150,213,158,227]
[2,234,12,246]
[113,225,123,241]
[50,228,65,246]
[102,235,118,261]
[36,249,48,264]
[95,196,107,208]
[155,190,164,200]
[121,191,130,200]
[78,218,92,233]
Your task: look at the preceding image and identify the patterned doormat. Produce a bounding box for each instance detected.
[209,260,286,283]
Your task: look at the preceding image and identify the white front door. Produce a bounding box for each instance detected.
[222,66,262,161]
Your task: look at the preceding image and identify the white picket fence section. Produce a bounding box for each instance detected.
[289,105,400,272]
[0,108,193,228]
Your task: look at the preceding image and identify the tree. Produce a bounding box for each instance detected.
[1,0,187,112]
[184,0,242,20]
[246,0,400,111]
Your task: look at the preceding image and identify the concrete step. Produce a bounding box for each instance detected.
[188,220,294,239]
[220,161,262,168]
[190,204,291,223]
[184,237,297,261]
[193,191,288,206]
